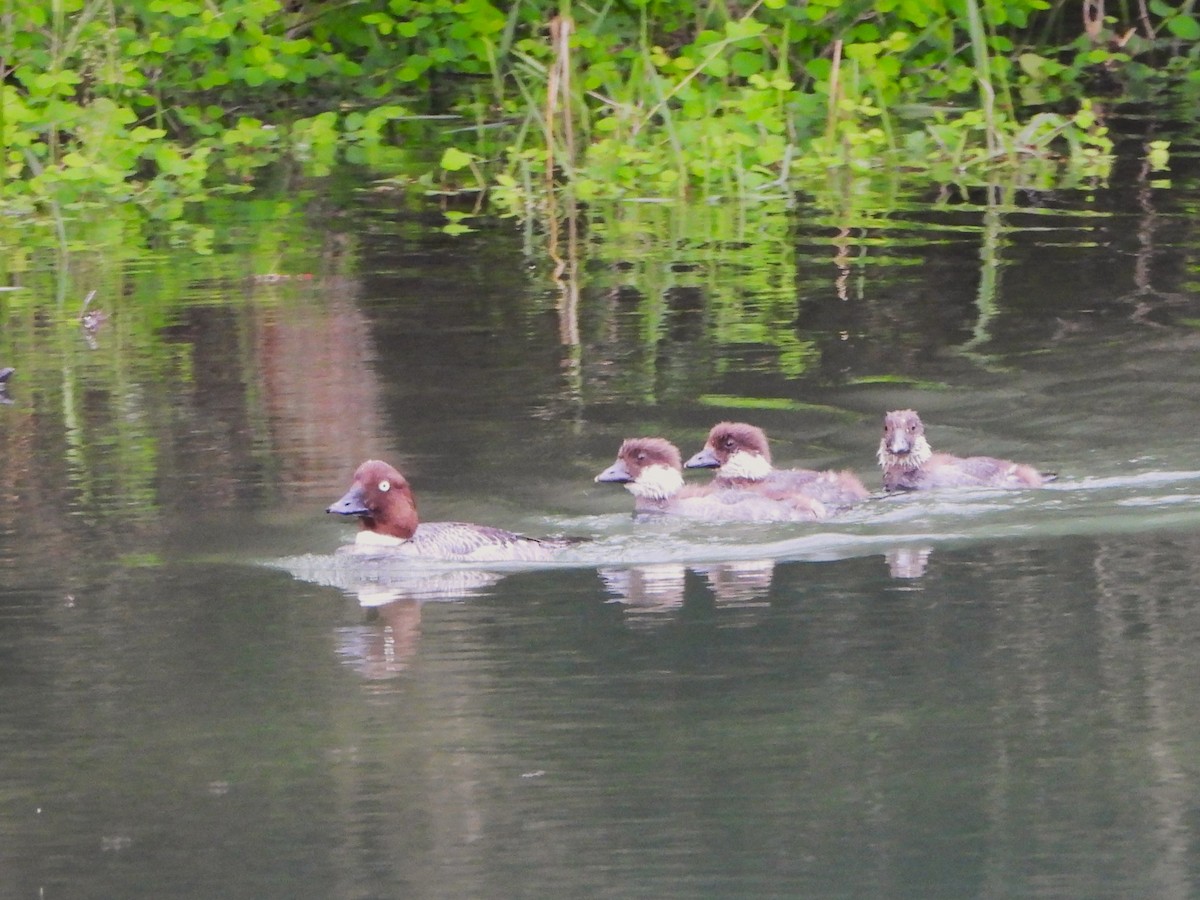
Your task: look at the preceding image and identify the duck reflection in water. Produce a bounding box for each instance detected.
[347,597,425,680]
[277,549,507,678]
[598,564,689,615]
[350,571,506,676]
[598,559,776,622]
[338,569,508,678]
[691,559,775,605]
[884,545,933,579]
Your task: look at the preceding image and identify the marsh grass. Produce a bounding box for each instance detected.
[475,0,1146,211]
[2,0,1194,237]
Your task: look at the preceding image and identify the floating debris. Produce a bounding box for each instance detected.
[249,273,314,283]
[78,290,108,348]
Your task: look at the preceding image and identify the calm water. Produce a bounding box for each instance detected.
[3,134,1200,897]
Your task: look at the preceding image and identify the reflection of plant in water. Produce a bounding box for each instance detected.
[0,199,365,565]
[580,200,823,402]
[0,158,1189,576]
[572,187,994,403]
[564,172,1173,405]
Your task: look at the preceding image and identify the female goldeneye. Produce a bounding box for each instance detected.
[878,409,1054,491]
[327,459,569,561]
[684,422,869,511]
[596,436,827,521]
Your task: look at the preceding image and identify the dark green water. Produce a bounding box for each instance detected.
[2,140,1200,897]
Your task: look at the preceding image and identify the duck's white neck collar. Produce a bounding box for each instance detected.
[356,530,408,547]
[627,464,683,501]
[878,435,933,471]
[717,450,772,482]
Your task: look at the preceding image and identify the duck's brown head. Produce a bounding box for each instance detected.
[327,459,420,539]
[685,422,773,481]
[878,409,932,470]
[596,437,685,501]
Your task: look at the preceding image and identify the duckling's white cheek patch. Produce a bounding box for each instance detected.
[722,450,772,481]
[628,464,684,501]
[881,435,933,470]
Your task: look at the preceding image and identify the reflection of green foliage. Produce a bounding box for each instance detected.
[845,376,951,390]
[699,396,859,418]
[0,193,341,542]
[581,201,836,402]
[117,553,165,568]
[572,180,1134,405]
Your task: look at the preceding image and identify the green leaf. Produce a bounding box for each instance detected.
[724,19,767,42]
[203,20,233,40]
[130,126,167,142]
[440,147,474,171]
[705,57,730,78]
[1166,14,1200,39]
[731,50,764,77]
[844,42,881,64]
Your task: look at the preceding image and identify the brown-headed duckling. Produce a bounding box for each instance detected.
[596,436,827,521]
[684,421,870,511]
[878,409,1054,492]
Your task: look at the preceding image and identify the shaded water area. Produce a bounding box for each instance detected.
[3,133,1200,896]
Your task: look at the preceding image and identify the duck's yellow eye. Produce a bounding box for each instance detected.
[378,480,391,492]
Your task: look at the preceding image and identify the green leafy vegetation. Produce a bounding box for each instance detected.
[0,0,1197,236]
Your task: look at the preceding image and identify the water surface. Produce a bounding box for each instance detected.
[2,134,1200,897]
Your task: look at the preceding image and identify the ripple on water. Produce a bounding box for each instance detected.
[270,468,1200,600]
